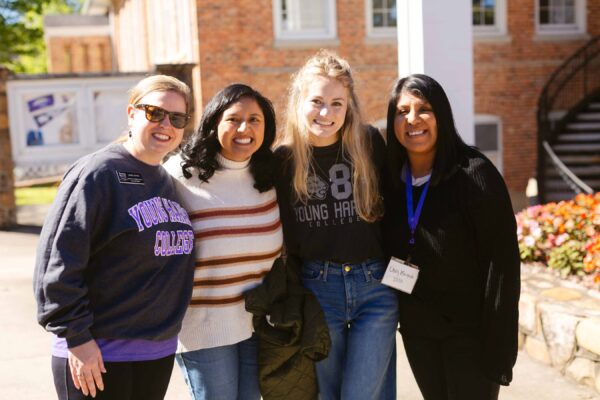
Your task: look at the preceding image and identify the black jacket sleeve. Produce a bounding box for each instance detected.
[465,155,520,386]
[33,163,106,347]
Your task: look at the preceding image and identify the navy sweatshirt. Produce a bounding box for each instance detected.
[34,143,195,348]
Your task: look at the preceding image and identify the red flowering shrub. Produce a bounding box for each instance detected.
[516,193,600,288]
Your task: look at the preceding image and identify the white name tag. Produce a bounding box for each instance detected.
[382,257,419,294]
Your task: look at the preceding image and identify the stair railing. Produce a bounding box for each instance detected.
[537,35,600,202]
[542,142,593,195]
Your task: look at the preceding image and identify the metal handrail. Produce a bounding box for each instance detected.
[542,141,593,195]
[542,36,600,108]
[537,35,600,201]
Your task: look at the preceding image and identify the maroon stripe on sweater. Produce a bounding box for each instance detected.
[193,270,268,287]
[195,247,282,268]
[195,219,281,240]
[189,198,277,220]
[189,294,245,306]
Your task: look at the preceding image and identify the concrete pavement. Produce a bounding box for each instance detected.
[1,205,599,399]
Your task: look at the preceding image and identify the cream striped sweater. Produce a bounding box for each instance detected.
[164,153,283,352]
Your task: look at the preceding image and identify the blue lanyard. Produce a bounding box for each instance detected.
[405,165,430,246]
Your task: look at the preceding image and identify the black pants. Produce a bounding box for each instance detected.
[402,333,500,400]
[51,355,175,400]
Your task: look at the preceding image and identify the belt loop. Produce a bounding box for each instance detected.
[323,261,329,282]
[361,261,371,282]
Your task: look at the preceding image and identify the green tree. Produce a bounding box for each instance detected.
[0,0,81,73]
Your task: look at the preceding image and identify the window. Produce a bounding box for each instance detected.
[536,0,586,34]
[273,0,337,41]
[366,0,397,38]
[475,116,502,173]
[472,0,507,37]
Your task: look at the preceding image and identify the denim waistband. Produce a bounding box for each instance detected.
[306,258,383,267]
[303,258,384,281]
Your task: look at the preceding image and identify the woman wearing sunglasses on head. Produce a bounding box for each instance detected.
[163,84,282,400]
[34,75,196,400]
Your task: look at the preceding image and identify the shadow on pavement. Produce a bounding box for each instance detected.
[7,224,42,235]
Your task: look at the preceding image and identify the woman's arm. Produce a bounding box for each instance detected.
[34,163,104,347]
[34,162,110,396]
[466,155,520,386]
[68,340,106,397]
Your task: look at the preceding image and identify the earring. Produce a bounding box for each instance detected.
[128,130,132,138]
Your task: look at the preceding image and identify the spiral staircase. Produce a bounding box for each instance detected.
[537,35,600,203]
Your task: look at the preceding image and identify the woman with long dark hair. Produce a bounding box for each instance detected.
[383,74,520,400]
[164,83,283,400]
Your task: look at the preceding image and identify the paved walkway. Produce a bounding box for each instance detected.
[1,205,598,399]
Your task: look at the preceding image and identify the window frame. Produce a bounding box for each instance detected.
[474,114,503,174]
[272,0,337,41]
[535,0,586,35]
[365,0,397,39]
[472,0,507,38]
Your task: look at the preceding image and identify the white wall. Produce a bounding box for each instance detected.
[396,0,474,145]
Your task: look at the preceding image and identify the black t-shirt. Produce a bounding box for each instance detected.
[275,128,385,263]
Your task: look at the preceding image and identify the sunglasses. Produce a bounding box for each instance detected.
[134,104,190,129]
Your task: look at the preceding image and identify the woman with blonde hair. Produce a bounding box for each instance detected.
[34,74,196,399]
[275,50,398,399]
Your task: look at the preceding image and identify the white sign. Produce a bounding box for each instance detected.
[7,75,145,177]
[382,257,420,294]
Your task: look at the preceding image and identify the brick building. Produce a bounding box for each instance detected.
[473,0,600,205]
[61,0,600,208]
[44,14,113,73]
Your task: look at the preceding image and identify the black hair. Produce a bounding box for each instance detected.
[180,83,277,192]
[385,74,467,187]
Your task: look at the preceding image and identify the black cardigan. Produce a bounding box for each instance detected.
[382,147,520,386]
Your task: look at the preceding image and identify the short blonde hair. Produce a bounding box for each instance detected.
[115,75,192,143]
[279,50,382,222]
[128,74,192,114]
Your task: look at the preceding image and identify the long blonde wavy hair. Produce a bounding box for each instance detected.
[278,50,383,222]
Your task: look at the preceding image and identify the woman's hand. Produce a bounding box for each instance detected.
[68,339,106,398]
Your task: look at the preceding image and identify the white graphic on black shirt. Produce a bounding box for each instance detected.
[294,163,360,228]
[329,164,352,200]
[307,174,328,200]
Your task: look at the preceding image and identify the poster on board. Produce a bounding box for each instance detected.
[23,92,78,147]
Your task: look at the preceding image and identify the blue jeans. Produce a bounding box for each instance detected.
[302,259,399,400]
[175,335,260,400]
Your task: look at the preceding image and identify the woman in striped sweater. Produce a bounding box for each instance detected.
[164,84,283,400]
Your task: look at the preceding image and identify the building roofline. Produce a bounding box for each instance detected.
[81,0,111,15]
[43,14,108,27]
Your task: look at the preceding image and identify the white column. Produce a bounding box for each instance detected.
[396,0,474,145]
